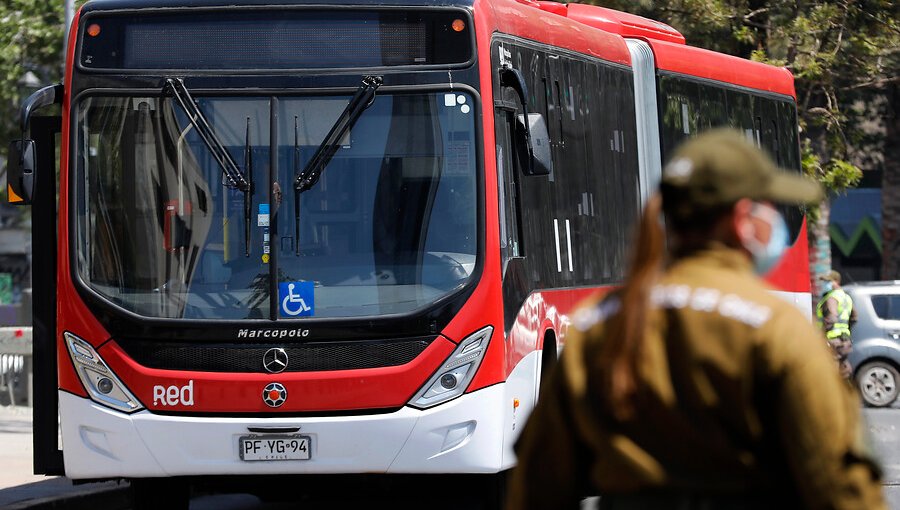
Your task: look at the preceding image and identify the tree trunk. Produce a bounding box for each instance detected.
[809,198,832,298]
[881,83,900,280]
[805,114,833,300]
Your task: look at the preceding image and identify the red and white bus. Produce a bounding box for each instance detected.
[7,0,810,506]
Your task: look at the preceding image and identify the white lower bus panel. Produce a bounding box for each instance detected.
[58,351,539,479]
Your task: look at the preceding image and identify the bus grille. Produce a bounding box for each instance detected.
[114,337,434,373]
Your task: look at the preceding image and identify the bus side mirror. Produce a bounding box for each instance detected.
[499,67,553,177]
[7,140,36,205]
[7,83,63,206]
[517,113,552,176]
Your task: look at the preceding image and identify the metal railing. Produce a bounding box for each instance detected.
[0,327,32,407]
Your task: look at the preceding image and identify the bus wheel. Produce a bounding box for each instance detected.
[540,332,558,386]
[130,478,190,510]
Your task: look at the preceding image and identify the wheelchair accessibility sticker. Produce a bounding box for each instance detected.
[279,281,314,317]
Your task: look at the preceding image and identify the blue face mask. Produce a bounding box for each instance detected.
[822,281,834,294]
[742,204,789,275]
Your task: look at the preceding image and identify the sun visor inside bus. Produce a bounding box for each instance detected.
[79,9,473,71]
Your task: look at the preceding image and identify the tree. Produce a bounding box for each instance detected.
[0,1,64,144]
[0,0,64,223]
[881,81,900,279]
[591,0,899,290]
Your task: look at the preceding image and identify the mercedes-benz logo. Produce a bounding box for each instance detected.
[263,382,287,408]
[263,348,289,374]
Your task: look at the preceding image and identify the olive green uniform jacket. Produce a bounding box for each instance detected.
[506,245,885,510]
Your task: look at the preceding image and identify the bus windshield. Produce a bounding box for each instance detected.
[74,91,479,320]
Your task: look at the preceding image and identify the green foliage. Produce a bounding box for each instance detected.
[822,159,864,191]
[801,140,861,221]
[801,139,821,181]
[802,139,861,191]
[0,1,65,212]
[0,1,65,144]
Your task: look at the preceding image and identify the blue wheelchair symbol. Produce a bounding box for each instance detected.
[279,282,314,317]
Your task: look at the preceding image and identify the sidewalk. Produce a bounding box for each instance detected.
[0,405,123,508]
[0,406,48,488]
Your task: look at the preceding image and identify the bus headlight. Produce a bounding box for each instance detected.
[64,332,144,413]
[409,326,493,409]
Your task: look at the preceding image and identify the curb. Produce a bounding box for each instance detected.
[4,484,131,510]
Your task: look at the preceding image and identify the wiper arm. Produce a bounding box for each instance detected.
[164,78,254,257]
[293,75,382,194]
[165,78,250,192]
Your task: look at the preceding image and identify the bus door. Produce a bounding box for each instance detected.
[29,115,63,474]
[6,81,65,475]
[7,85,64,474]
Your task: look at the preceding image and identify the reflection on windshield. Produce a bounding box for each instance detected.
[75,92,478,320]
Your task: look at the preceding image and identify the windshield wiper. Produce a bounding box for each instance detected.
[164,78,254,256]
[293,76,381,256]
[293,75,382,194]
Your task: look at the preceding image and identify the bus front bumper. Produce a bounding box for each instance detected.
[58,370,534,480]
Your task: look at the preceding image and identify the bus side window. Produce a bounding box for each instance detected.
[772,119,781,165]
[495,87,526,271]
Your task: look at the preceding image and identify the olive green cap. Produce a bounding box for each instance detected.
[660,129,823,218]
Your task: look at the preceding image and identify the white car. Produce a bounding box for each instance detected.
[843,282,900,407]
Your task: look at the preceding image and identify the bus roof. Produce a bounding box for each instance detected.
[474,0,632,66]
[647,39,796,98]
[481,0,795,99]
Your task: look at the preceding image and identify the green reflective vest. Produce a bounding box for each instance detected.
[816,288,853,339]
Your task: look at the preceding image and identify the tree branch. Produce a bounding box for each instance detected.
[831,5,848,58]
[742,19,769,30]
[841,76,900,90]
[743,7,769,21]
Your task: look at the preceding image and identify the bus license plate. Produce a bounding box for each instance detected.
[239,435,311,461]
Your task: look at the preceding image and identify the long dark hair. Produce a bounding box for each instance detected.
[601,191,732,419]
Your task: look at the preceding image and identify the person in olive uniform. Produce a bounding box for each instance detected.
[816,270,857,379]
[506,130,885,510]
